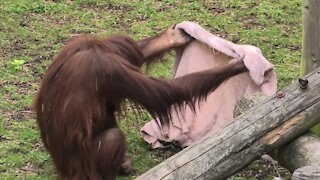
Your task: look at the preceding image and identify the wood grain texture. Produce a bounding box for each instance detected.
[137,68,320,180]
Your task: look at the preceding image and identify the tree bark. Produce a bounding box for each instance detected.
[137,68,320,180]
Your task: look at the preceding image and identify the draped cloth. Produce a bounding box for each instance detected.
[140,21,277,148]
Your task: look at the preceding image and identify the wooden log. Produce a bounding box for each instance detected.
[301,0,320,136]
[137,68,320,180]
[235,93,320,173]
[271,132,320,172]
[267,0,320,172]
[292,166,320,180]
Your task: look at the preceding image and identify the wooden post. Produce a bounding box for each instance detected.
[301,0,320,136]
[266,2,320,176]
[137,68,320,180]
[301,0,320,74]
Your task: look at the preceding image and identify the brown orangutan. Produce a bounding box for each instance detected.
[33,25,248,179]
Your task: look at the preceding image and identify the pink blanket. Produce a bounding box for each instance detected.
[140,21,277,148]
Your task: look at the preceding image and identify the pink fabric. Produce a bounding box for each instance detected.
[140,21,277,148]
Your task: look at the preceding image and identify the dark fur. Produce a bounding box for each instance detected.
[34,32,247,179]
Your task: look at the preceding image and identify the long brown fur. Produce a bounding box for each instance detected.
[34,26,248,180]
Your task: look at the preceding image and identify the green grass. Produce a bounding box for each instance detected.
[0,0,302,179]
